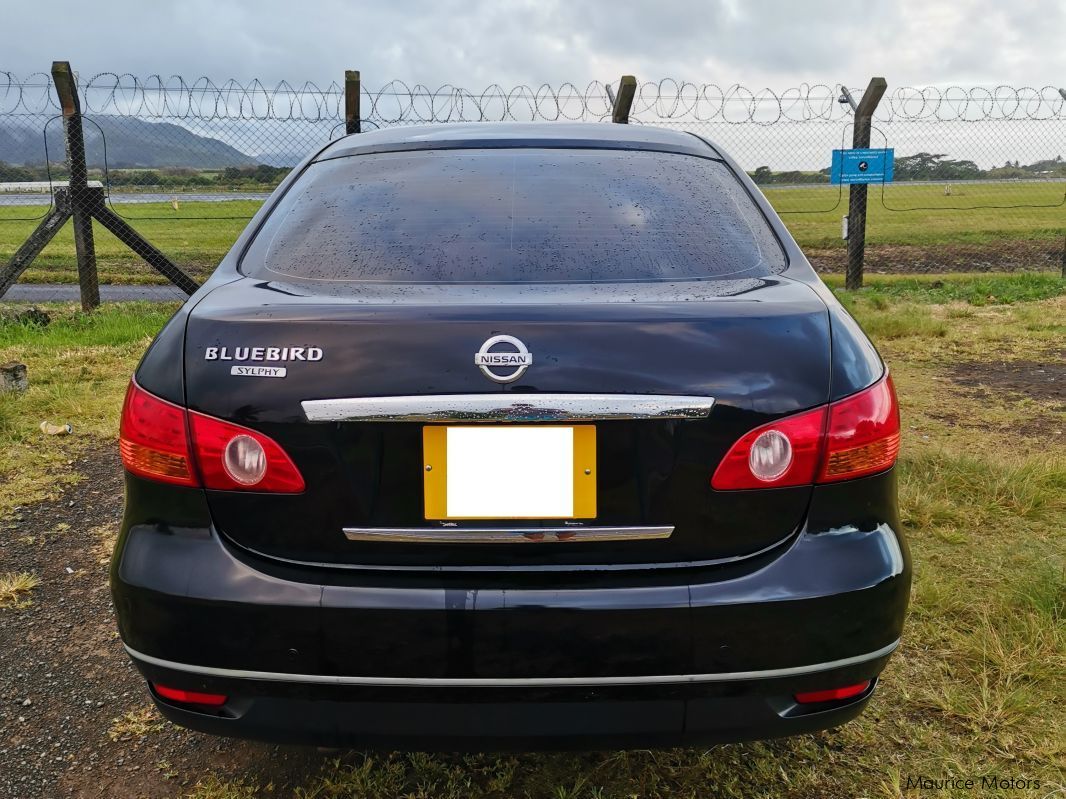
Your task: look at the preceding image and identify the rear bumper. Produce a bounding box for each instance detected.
[132,655,886,749]
[112,474,910,748]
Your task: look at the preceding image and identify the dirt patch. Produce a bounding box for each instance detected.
[940,354,1066,438]
[947,356,1065,404]
[0,445,332,798]
[807,240,1064,274]
[925,409,1064,441]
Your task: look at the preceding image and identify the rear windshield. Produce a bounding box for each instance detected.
[243,148,786,284]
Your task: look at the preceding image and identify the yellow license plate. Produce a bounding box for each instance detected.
[423,425,596,520]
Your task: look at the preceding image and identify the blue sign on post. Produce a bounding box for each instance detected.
[830,148,894,184]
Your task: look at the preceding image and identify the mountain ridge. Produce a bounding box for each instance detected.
[0,116,259,168]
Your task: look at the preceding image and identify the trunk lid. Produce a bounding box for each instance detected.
[184,276,830,569]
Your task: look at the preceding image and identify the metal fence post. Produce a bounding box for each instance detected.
[345,70,361,134]
[845,77,888,290]
[52,61,100,310]
[611,76,637,124]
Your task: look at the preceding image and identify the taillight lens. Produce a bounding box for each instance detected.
[119,380,197,486]
[711,406,827,490]
[818,375,900,483]
[119,379,304,493]
[711,373,899,490]
[189,411,305,493]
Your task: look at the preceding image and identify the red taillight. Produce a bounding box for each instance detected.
[152,683,227,707]
[119,380,197,486]
[711,406,826,490]
[794,680,870,704]
[711,373,900,490]
[119,379,304,493]
[818,375,900,483]
[189,411,305,493]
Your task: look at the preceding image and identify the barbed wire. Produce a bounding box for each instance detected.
[3,72,1065,124]
[2,70,1063,296]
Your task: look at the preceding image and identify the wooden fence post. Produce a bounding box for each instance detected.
[345,70,361,134]
[52,61,100,310]
[1,61,201,303]
[611,75,637,124]
[844,77,888,290]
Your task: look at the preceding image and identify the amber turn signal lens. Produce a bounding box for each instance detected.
[119,380,197,487]
[818,375,901,483]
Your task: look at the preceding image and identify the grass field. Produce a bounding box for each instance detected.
[0,272,1062,798]
[764,181,1065,248]
[0,201,261,285]
[0,181,1062,284]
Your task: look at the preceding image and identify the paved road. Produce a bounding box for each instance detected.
[3,284,186,302]
[0,191,271,206]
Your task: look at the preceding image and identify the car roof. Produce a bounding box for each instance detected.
[313,122,723,162]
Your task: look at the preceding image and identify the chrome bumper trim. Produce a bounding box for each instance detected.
[301,394,715,423]
[125,639,899,687]
[342,525,674,544]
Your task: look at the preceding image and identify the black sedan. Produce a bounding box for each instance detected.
[112,122,909,750]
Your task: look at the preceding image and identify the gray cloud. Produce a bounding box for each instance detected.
[2,0,1063,88]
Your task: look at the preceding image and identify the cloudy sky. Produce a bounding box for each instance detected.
[3,0,1064,89]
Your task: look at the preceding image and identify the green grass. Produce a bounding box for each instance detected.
[764,181,1065,248]
[0,301,177,348]
[0,180,1063,283]
[0,302,179,509]
[826,273,1065,345]
[0,272,1063,798]
[823,271,1066,306]
[0,201,258,284]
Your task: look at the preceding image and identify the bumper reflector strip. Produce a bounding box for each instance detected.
[794,680,871,704]
[152,683,228,707]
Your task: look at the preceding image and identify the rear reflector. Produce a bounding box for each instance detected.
[794,680,871,704]
[152,683,227,707]
[119,378,304,493]
[711,373,899,490]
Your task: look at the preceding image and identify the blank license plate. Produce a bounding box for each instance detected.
[423,426,596,520]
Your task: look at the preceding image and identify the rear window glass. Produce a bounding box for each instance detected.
[243,148,786,284]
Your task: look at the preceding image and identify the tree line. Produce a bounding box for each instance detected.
[0,163,292,189]
[750,153,1066,184]
[3,154,1063,189]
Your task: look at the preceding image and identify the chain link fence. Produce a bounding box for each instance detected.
[1,71,1063,303]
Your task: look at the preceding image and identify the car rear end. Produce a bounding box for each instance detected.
[111,124,909,749]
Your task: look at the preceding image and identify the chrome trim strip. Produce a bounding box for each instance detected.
[124,640,899,687]
[227,531,794,573]
[302,394,715,423]
[343,525,674,544]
